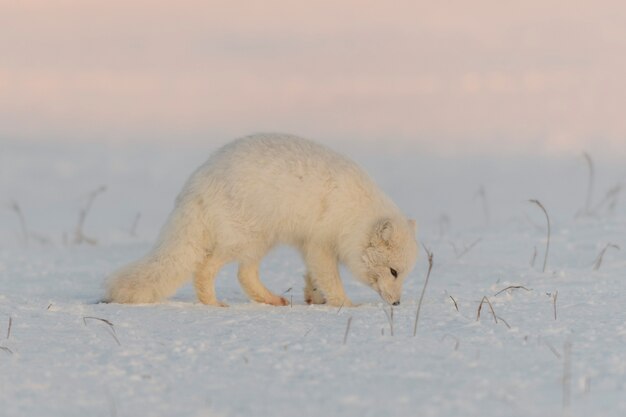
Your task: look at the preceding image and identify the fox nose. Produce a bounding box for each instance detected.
[392,301,400,306]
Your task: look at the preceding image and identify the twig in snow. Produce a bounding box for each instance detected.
[592,243,620,271]
[476,296,498,324]
[530,246,537,267]
[449,295,459,311]
[9,201,28,246]
[74,185,107,245]
[494,285,531,297]
[563,340,572,410]
[0,346,12,355]
[343,316,352,345]
[529,199,551,272]
[414,244,434,336]
[83,316,120,346]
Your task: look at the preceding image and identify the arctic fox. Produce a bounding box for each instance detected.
[105,134,418,307]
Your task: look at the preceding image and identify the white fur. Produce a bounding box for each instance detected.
[105,134,418,306]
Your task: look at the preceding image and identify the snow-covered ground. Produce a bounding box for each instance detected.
[1,139,625,417]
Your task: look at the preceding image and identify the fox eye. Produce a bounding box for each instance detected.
[390,268,398,278]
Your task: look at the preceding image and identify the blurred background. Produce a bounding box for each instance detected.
[1,0,626,245]
[2,0,626,156]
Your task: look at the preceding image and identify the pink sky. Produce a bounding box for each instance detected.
[2,0,626,155]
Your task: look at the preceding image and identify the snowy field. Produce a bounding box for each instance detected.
[1,139,625,417]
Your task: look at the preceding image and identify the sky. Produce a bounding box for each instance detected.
[2,0,626,156]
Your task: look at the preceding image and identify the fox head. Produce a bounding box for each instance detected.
[358,217,418,305]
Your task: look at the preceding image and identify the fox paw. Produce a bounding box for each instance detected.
[304,287,326,305]
[265,295,289,306]
[200,299,229,307]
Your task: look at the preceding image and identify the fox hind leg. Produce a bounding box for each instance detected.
[238,262,288,306]
[194,256,228,307]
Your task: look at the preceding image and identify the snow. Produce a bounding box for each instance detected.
[1,140,625,417]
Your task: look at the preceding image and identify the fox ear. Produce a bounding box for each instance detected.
[408,219,417,234]
[373,218,394,243]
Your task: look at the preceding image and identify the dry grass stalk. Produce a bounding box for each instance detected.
[530,246,537,267]
[544,340,562,359]
[476,296,498,324]
[455,238,482,259]
[592,243,620,271]
[413,244,434,336]
[438,213,451,237]
[0,346,12,355]
[553,291,558,320]
[29,232,52,246]
[105,387,118,417]
[494,285,531,297]
[343,316,353,345]
[441,334,460,350]
[382,306,394,336]
[6,317,12,340]
[449,295,459,311]
[577,152,622,216]
[475,185,490,226]
[497,316,511,329]
[74,185,107,245]
[529,199,551,272]
[601,184,622,214]
[563,341,572,409]
[590,184,623,215]
[582,152,595,215]
[83,316,120,346]
[282,287,293,308]
[129,212,141,237]
[336,300,346,315]
[9,201,28,246]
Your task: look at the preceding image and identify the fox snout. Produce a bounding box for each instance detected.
[378,289,401,306]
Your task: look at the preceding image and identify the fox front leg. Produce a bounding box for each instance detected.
[304,245,354,307]
[304,272,326,304]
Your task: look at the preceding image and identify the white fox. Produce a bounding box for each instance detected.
[105,134,418,307]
